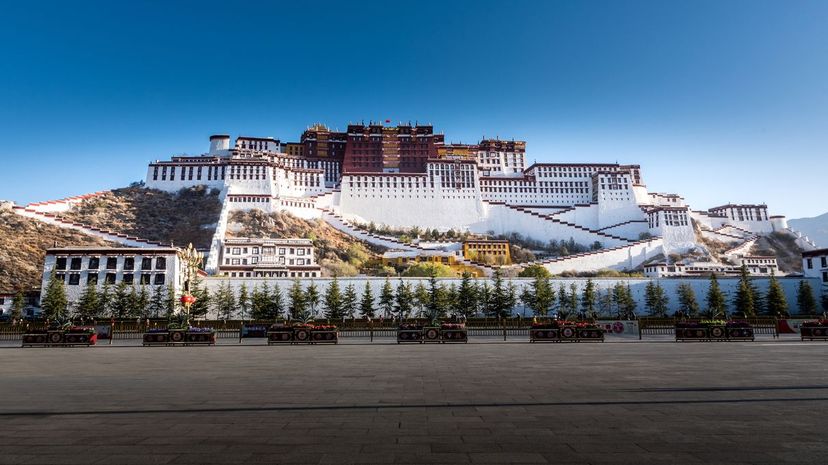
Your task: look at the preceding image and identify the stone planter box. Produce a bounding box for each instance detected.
[675,323,754,342]
[310,329,338,344]
[22,329,97,347]
[801,323,828,341]
[530,327,560,342]
[267,328,294,344]
[440,327,468,343]
[292,326,313,344]
[142,329,216,346]
[422,326,441,343]
[397,328,424,343]
[530,324,604,342]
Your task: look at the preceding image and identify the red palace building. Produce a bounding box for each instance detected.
[342,122,445,173]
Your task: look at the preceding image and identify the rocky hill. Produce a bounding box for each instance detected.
[751,232,804,273]
[0,208,115,292]
[226,210,384,276]
[61,185,222,249]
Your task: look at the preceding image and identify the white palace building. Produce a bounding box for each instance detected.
[137,122,816,276]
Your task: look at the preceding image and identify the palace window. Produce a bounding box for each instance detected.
[70,257,82,270]
[141,258,152,270]
[124,257,135,270]
[123,273,134,284]
[155,257,166,269]
[88,257,99,269]
[68,274,81,286]
[55,257,67,270]
[140,274,151,285]
[106,257,118,270]
[87,273,98,285]
[105,273,116,284]
[822,257,828,268]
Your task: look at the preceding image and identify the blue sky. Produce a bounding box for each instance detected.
[1,0,826,218]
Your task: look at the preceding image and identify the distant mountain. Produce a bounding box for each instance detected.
[789,212,828,248]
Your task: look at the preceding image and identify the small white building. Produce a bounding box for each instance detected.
[217,238,321,278]
[41,247,184,305]
[803,248,828,289]
[644,256,779,278]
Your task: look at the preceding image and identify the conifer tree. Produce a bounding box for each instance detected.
[413,281,429,317]
[288,280,307,320]
[323,277,343,320]
[189,278,211,319]
[111,281,131,319]
[796,280,817,315]
[215,282,236,320]
[490,270,509,318]
[269,284,284,320]
[137,285,150,318]
[580,279,596,319]
[524,273,555,316]
[148,285,165,318]
[733,265,755,316]
[11,291,26,320]
[98,281,113,317]
[597,288,613,318]
[567,283,579,318]
[163,284,177,317]
[477,281,491,317]
[379,278,395,318]
[454,272,478,318]
[765,271,789,317]
[360,283,375,318]
[237,283,250,321]
[705,274,727,319]
[305,281,320,317]
[645,281,669,317]
[394,279,413,319]
[342,283,358,318]
[676,282,700,317]
[77,283,100,319]
[42,273,68,320]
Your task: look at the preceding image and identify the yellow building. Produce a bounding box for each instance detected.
[462,240,511,265]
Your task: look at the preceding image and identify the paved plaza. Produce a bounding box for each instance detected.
[2,339,828,464]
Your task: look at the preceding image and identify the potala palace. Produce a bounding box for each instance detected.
[136,123,815,277]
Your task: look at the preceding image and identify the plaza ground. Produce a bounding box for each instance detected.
[2,338,828,464]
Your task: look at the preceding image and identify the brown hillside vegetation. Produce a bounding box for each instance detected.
[751,232,804,273]
[0,209,115,292]
[62,186,222,249]
[226,210,384,276]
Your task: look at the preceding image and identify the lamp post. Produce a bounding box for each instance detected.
[177,243,204,326]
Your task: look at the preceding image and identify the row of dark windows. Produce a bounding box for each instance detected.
[55,256,166,271]
[805,257,828,269]
[53,272,166,286]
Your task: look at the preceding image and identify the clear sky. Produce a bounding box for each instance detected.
[1,0,826,218]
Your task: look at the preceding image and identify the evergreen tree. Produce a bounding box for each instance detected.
[215,282,236,320]
[269,284,284,320]
[611,282,626,318]
[394,280,414,319]
[567,283,579,318]
[251,283,270,320]
[621,284,638,319]
[42,273,68,320]
[645,281,669,317]
[413,281,429,317]
[676,282,700,317]
[148,285,165,318]
[765,271,789,317]
[505,281,518,317]
[379,278,395,318]
[342,284,358,318]
[128,285,141,318]
[77,283,100,319]
[288,280,307,320]
[110,281,131,319]
[11,291,26,320]
[359,283,375,318]
[597,288,613,318]
[524,274,555,316]
[454,272,478,318]
[237,283,250,321]
[489,270,510,318]
[581,279,596,319]
[189,279,211,319]
[557,283,570,319]
[137,285,150,318]
[163,284,177,317]
[705,274,727,319]
[732,265,756,316]
[477,281,491,317]
[305,281,320,317]
[796,280,817,315]
[323,277,343,320]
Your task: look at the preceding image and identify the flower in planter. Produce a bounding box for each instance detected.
[440,323,465,330]
[398,323,423,330]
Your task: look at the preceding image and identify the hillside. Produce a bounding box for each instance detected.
[61,185,222,249]
[0,208,115,292]
[751,232,804,273]
[226,210,384,276]
[789,212,828,248]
